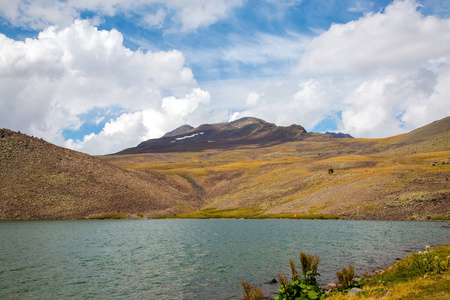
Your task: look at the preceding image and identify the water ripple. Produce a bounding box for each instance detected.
[0,219,448,299]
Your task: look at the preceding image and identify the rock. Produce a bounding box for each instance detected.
[266,278,278,284]
[372,269,384,276]
[442,224,450,228]
[324,283,337,293]
[348,287,364,296]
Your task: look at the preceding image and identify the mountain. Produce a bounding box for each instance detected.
[162,124,194,138]
[325,132,354,138]
[0,129,201,220]
[117,117,308,154]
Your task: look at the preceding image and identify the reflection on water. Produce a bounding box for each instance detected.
[0,220,448,299]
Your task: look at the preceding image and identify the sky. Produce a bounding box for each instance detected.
[0,0,449,155]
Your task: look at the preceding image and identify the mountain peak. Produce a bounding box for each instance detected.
[162,124,194,138]
[117,117,308,154]
[229,117,273,126]
[325,132,354,139]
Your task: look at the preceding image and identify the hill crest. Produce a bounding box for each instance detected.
[117,117,308,154]
[0,129,199,220]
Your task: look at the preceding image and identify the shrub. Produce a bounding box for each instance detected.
[409,246,449,274]
[300,252,321,285]
[275,252,324,300]
[335,264,360,291]
[241,280,264,300]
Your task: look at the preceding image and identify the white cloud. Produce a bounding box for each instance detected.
[340,77,403,137]
[0,20,209,154]
[228,112,241,122]
[1,0,450,155]
[204,78,338,130]
[246,92,260,106]
[338,60,450,137]
[66,88,211,154]
[291,0,450,137]
[165,0,244,32]
[298,0,450,73]
[222,32,309,65]
[162,88,211,119]
[194,0,450,140]
[0,0,244,31]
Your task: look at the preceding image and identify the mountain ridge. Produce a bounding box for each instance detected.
[162,124,194,138]
[117,117,308,154]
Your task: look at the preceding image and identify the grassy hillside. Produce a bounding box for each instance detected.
[1,116,449,220]
[0,129,201,220]
[103,117,450,220]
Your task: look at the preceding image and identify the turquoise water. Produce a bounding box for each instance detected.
[0,220,448,299]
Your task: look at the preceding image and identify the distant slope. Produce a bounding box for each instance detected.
[376,116,450,156]
[116,117,308,154]
[104,116,450,221]
[0,129,200,220]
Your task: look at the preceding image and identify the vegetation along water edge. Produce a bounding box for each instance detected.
[243,245,450,299]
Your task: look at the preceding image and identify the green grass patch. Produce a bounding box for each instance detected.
[432,214,450,220]
[154,208,340,220]
[260,212,340,220]
[88,213,127,220]
[154,207,260,219]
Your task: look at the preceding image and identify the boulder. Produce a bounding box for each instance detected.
[348,287,364,296]
[324,283,337,293]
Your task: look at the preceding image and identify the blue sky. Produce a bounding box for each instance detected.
[1,0,449,154]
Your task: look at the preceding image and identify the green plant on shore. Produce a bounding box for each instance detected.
[316,245,450,300]
[404,245,449,275]
[335,264,361,292]
[241,280,264,300]
[275,252,324,300]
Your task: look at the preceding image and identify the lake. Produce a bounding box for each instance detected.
[0,219,448,299]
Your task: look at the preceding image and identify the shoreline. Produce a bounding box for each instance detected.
[260,244,450,299]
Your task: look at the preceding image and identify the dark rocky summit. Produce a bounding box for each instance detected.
[117,117,308,154]
[325,132,354,138]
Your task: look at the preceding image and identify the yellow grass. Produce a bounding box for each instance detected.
[102,136,450,220]
[326,245,450,300]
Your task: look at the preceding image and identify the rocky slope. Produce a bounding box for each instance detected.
[0,129,200,220]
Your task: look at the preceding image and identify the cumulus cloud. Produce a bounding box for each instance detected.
[0,20,210,154]
[339,61,450,137]
[162,88,211,119]
[298,0,450,73]
[1,0,450,155]
[292,0,450,137]
[67,89,211,154]
[207,78,338,130]
[0,0,244,31]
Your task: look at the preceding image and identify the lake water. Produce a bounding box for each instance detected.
[0,219,448,299]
